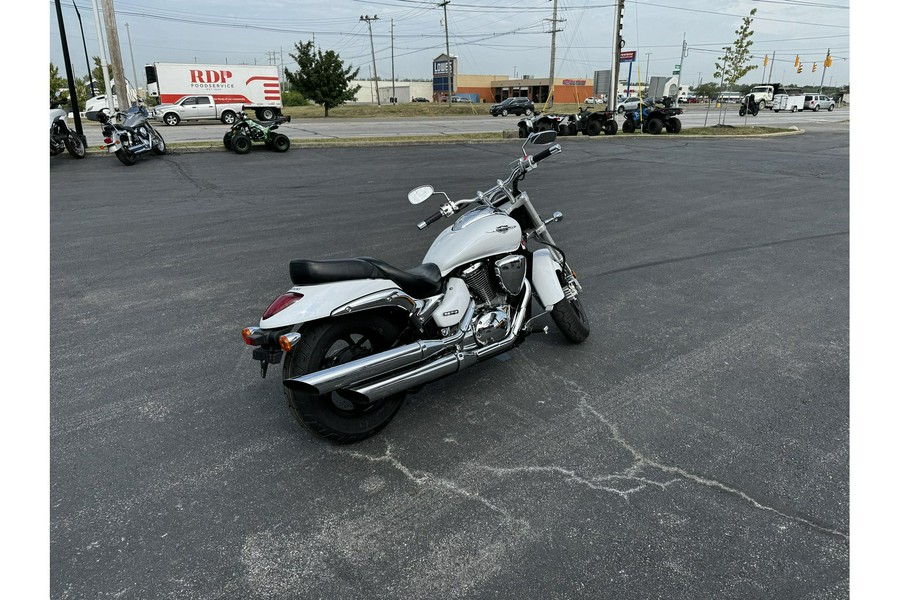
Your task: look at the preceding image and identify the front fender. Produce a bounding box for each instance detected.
[259,279,402,329]
[531,249,564,310]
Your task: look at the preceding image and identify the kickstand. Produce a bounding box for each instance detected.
[260,361,269,379]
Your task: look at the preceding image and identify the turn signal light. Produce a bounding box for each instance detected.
[242,327,262,346]
[279,332,302,352]
[262,292,303,319]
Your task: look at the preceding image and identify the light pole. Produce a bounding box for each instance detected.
[71,0,95,97]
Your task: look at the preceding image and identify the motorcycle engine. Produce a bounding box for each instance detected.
[461,261,516,346]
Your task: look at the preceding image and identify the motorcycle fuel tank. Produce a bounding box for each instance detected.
[423,206,522,276]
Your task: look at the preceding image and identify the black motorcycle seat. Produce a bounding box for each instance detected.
[289,257,442,297]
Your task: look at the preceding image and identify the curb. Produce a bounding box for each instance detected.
[78,127,806,156]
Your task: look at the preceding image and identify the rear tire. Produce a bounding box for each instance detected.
[223,132,233,150]
[150,128,167,155]
[231,134,252,154]
[646,117,663,134]
[257,108,277,121]
[518,125,528,139]
[586,120,602,136]
[665,118,682,133]
[272,133,290,152]
[115,147,137,166]
[603,119,618,135]
[221,111,237,125]
[622,119,635,133]
[283,315,407,443]
[828,104,835,112]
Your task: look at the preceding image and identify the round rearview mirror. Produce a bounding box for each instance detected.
[528,130,557,145]
[408,185,435,205]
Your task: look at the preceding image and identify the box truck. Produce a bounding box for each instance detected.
[145,63,283,120]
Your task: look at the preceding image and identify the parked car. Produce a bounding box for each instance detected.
[584,96,606,105]
[490,96,535,117]
[617,96,643,114]
[803,94,835,112]
[411,97,430,102]
[151,94,244,125]
[450,95,473,103]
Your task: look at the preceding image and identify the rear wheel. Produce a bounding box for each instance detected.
[272,133,290,152]
[231,134,252,154]
[646,117,664,134]
[813,105,820,112]
[518,125,528,139]
[665,118,682,133]
[622,119,635,133]
[221,111,237,125]
[586,120,602,136]
[256,108,277,121]
[603,119,618,135]
[828,104,835,112]
[115,146,137,166]
[525,108,533,116]
[283,315,406,443]
[551,268,590,343]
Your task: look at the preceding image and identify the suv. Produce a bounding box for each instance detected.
[490,96,535,117]
[803,94,836,112]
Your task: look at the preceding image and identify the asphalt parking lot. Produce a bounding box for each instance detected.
[50,123,849,599]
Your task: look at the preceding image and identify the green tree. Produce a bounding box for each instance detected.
[714,8,758,91]
[91,55,121,94]
[50,63,68,104]
[285,41,360,116]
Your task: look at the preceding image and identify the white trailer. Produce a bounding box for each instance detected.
[145,63,283,120]
[772,94,805,113]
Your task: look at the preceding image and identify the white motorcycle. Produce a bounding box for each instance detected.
[242,131,589,443]
[50,101,86,159]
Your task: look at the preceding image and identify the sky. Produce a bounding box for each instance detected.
[48,0,850,92]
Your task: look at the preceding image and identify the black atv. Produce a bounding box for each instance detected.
[223,112,292,154]
[518,107,617,138]
[621,99,683,134]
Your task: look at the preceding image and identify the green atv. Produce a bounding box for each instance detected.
[223,112,292,154]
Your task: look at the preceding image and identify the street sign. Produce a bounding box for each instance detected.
[619,51,636,63]
[562,79,586,86]
[673,64,681,74]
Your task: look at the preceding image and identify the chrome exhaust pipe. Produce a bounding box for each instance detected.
[343,281,532,403]
[284,301,476,395]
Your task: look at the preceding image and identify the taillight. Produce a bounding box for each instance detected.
[262,292,303,319]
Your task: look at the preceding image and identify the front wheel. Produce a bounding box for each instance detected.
[65,134,86,159]
[622,119,635,133]
[163,113,180,126]
[283,314,406,443]
[150,128,167,155]
[501,109,509,117]
[586,120,602,136]
[551,269,590,343]
[231,134,252,154]
[665,118,682,133]
[646,117,664,135]
[758,100,767,110]
[518,125,528,139]
[223,132,234,150]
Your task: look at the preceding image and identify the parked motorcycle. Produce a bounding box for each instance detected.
[242,131,589,443]
[50,100,86,159]
[86,104,167,166]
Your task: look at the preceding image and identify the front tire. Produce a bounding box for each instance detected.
[665,118,682,133]
[150,128,167,155]
[586,120,602,136]
[283,315,407,443]
[622,119,635,133]
[550,270,590,343]
[603,119,618,135]
[646,117,664,135]
[163,113,180,126]
[231,134,252,154]
[223,132,234,150]
[501,109,509,117]
[65,134,86,159]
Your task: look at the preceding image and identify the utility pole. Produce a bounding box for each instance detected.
[767,50,776,84]
[101,0,133,108]
[124,22,139,97]
[439,1,452,105]
[391,19,396,104]
[89,0,113,114]
[644,52,652,92]
[71,1,95,97]
[546,0,562,108]
[608,0,625,112]
[818,48,831,92]
[673,34,686,106]
[360,15,381,106]
[53,0,85,140]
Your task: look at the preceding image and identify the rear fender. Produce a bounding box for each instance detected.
[531,249,564,310]
[258,279,410,329]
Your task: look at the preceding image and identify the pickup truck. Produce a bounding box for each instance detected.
[150,95,243,126]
